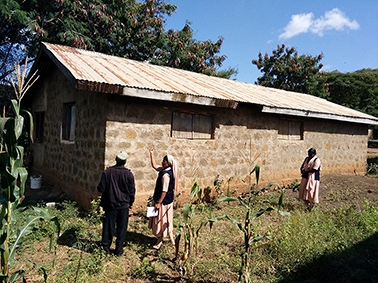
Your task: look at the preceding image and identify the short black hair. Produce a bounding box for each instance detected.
[116,157,126,166]
[308,148,316,155]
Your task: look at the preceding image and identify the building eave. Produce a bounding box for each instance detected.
[262,106,378,125]
[123,87,238,109]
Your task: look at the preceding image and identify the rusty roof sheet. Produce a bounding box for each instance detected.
[38,42,378,125]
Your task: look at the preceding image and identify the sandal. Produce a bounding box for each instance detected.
[152,238,163,250]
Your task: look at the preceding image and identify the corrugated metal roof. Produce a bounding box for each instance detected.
[38,42,378,125]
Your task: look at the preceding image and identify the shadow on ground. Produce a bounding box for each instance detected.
[278,232,378,283]
[22,180,71,206]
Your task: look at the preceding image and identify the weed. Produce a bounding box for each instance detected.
[283,180,301,192]
[133,257,155,278]
[366,162,378,175]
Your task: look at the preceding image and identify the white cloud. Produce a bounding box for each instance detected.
[279,13,314,40]
[279,8,359,40]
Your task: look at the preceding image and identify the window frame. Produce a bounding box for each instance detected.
[61,102,76,143]
[277,118,304,141]
[171,111,214,140]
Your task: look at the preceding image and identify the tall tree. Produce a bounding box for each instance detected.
[0,0,36,83]
[0,0,235,82]
[151,23,235,77]
[252,44,325,96]
[324,69,378,118]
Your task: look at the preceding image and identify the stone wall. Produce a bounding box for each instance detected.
[30,67,369,209]
[104,97,368,200]
[31,67,107,209]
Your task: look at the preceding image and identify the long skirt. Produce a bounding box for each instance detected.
[298,173,320,205]
[148,203,174,238]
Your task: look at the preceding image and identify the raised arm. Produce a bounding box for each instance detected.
[149,148,161,171]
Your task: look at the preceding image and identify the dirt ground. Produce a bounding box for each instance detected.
[286,173,378,210]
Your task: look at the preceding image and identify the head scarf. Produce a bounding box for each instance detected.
[167,154,178,192]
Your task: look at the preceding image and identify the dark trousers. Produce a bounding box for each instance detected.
[101,207,129,255]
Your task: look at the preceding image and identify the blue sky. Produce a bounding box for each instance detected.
[164,1,378,84]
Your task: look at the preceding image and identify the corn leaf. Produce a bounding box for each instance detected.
[9,207,60,263]
[248,234,264,246]
[9,269,24,283]
[278,189,284,212]
[20,109,34,143]
[182,203,191,223]
[218,196,238,202]
[225,216,246,234]
[251,207,274,220]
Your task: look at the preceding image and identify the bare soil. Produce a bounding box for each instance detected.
[286,173,378,210]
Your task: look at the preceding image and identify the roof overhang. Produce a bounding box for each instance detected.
[123,87,239,109]
[262,106,378,125]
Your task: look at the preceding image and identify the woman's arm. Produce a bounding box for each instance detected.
[150,148,162,171]
[306,157,320,173]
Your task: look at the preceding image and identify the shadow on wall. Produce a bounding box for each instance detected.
[278,232,378,283]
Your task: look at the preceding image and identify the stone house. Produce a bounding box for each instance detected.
[26,42,378,209]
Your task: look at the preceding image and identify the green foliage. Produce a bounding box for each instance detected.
[366,156,378,176]
[88,198,104,225]
[323,68,378,118]
[252,44,326,96]
[189,180,203,204]
[151,23,236,78]
[262,204,378,283]
[366,163,378,176]
[0,0,35,83]
[0,0,236,82]
[252,46,378,120]
[175,180,227,275]
[0,59,59,283]
[133,258,155,278]
[0,85,15,112]
[178,166,289,282]
[3,180,378,282]
[282,179,301,192]
[217,172,290,283]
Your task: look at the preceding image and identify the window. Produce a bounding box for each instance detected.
[172,111,213,139]
[61,103,76,141]
[35,111,45,143]
[278,119,303,140]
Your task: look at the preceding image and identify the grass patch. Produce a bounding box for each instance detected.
[11,189,378,283]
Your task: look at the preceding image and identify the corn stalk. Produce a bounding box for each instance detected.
[0,58,60,283]
[175,181,226,275]
[218,166,290,283]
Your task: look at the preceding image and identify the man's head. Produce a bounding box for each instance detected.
[116,151,128,165]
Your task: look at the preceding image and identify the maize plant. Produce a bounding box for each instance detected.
[0,58,60,283]
[175,181,226,275]
[218,165,290,283]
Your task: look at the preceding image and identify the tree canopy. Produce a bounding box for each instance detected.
[324,69,378,118]
[0,0,236,83]
[252,45,378,122]
[252,44,326,96]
